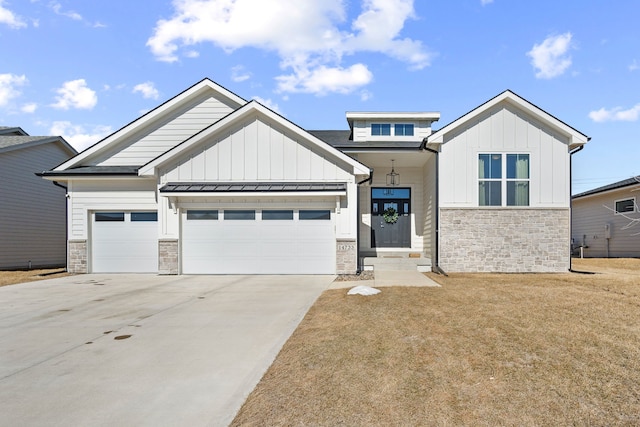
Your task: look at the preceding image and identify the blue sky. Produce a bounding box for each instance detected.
[1,0,638,194]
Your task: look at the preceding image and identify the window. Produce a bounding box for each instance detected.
[224,210,255,220]
[394,124,414,136]
[95,212,124,222]
[262,210,293,220]
[187,210,218,220]
[615,198,635,214]
[479,153,529,206]
[371,123,391,136]
[131,212,157,222]
[299,210,330,220]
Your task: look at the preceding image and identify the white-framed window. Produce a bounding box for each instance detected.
[371,123,391,136]
[394,124,414,136]
[615,198,636,214]
[478,153,530,206]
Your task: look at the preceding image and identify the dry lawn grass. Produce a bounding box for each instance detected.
[0,268,69,287]
[233,258,640,426]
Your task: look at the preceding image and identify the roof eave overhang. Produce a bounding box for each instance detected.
[572,183,640,200]
[161,191,347,198]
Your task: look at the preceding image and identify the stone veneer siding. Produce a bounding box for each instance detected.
[68,240,87,273]
[159,239,179,275]
[336,239,357,274]
[439,208,570,273]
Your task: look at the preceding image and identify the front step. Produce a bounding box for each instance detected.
[363,254,432,272]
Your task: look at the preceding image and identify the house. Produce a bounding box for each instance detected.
[0,127,77,269]
[40,78,589,274]
[572,177,640,258]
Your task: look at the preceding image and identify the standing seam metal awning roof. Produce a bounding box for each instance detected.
[159,182,347,193]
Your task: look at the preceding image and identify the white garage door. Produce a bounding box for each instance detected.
[182,209,335,274]
[92,211,158,273]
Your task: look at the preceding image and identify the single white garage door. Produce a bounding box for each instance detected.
[92,211,158,273]
[182,209,335,274]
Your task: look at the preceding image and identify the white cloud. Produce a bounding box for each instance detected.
[21,102,37,113]
[527,32,573,79]
[360,89,373,101]
[481,0,494,5]
[133,81,160,100]
[276,63,373,95]
[147,0,431,95]
[52,79,97,110]
[0,0,27,28]
[231,65,251,82]
[589,104,640,123]
[0,73,27,107]
[50,2,82,20]
[252,96,282,114]
[50,121,112,151]
[629,60,639,72]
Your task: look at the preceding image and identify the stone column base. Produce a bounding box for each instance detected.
[68,240,87,273]
[336,239,357,274]
[159,239,179,275]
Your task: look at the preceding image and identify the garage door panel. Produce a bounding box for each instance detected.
[182,209,335,274]
[92,212,158,273]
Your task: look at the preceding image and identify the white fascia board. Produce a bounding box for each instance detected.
[161,191,347,198]
[346,112,441,120]
[428,90,589,147]
[54,78,247,171]
[139,101,371,177]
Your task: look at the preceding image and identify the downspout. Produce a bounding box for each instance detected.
[422,140,447,275]
[569,144,585,272]
[356,169,374,274]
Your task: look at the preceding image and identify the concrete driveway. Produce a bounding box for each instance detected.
[0,274,332,426]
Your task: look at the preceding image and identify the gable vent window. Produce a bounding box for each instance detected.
[394,124,414,136]
[615,198,636,214]
[371,123,391,136]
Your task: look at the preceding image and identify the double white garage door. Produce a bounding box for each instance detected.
[92,209,335,274]
[182,209,335,274]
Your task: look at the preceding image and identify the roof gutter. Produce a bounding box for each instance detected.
[356,169,374,274]
[422,139,447,276]
[569,144,585,272]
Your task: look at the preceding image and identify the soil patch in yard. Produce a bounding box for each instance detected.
[233,258,640,426]
[0,269,70,287]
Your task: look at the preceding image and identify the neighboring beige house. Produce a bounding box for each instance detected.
[572,177,640,258]
[40,78,589,274]
[0,127,77,269]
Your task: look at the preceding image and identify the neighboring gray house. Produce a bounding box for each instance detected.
[40,79,589,274]
[572,177,640,258]
[0,127,77,269]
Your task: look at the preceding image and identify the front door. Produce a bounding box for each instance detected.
[371,188,411,248]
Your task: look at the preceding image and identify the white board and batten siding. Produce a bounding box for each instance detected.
[0,143,71,269]
[572,188,640,257]
[94,94,235,167]
[439,105,571,207]
[158,115,358,241]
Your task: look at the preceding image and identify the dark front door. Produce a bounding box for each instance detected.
[371,187,411,248]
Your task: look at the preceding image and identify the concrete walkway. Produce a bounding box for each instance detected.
[329,270,442,290]
[0,274,332,427]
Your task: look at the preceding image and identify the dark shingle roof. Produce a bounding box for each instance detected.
[0,135,60,151]
[573,176,640,199]
[38,166,139,177]
[308,129,424,150]
[0,126,27,136]
[160,182,347,193]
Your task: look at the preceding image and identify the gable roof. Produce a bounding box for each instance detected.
[0,134,76,156]
[139,100,370,177]
[573,176,640,199]
[426,90,590,150]
[0,126,28,136]
[54,78,247,171]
